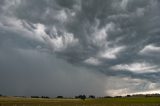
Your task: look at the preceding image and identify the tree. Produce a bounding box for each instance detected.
[114,96,122,98]
[56,96,63,98]
[89,95,95,99]
[41,96,50,99]
[104,96,112,98]
[75,95,86,100]
[31,96,39,98]
[126,95,131,97]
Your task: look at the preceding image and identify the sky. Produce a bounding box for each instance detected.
[0,0,160,97]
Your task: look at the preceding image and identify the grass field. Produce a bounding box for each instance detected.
[1,97,160,106]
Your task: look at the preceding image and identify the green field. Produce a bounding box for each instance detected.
[1,97,160,106]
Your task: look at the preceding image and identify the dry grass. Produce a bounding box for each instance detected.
[1,96,160,106]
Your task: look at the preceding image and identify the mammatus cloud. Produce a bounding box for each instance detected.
[0,0,160,96]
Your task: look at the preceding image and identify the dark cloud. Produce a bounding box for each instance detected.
[0,46,106,97]
[0,0,160,96]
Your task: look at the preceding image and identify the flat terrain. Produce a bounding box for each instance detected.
[1,97,160,106]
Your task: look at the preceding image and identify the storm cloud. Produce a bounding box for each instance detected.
[0,0,160,96]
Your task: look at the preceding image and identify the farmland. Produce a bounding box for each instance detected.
[1,96,160,106]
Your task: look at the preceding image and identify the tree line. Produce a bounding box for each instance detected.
[1,93,160,100]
